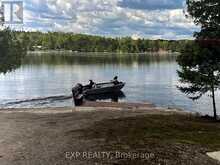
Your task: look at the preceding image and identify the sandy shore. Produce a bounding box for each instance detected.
[0,102,219,165]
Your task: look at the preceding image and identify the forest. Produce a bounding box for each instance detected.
[14,31,193,53]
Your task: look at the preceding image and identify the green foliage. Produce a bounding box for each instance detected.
[186,0,220,38]
[177,42,220,100]
[14,31,189,53]
[0,28,26,74]
[178,0,220,119]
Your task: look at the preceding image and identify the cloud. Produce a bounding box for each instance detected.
[19,0,199,39]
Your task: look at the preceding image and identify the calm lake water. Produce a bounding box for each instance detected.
[0,53,219,115]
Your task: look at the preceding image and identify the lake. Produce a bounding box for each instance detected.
[0,53,219,115]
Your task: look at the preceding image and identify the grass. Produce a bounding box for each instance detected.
[84,114,220,148]
[80,114,220,164]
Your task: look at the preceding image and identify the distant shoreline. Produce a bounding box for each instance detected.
[27,50,180,56]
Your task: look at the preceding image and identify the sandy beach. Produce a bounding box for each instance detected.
[0,102,219,165]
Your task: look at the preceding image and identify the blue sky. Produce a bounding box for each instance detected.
[8,0,199,39]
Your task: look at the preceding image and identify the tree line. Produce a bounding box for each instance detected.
[14,31,192,53]
[0,29,193,74]
[0,28,26,74]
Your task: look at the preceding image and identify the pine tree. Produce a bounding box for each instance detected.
[177,0,220,120]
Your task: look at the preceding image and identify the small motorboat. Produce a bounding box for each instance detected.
[72,79,125,106]
[82,81,125,95]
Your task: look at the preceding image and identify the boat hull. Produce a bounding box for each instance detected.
[83,82,125,95]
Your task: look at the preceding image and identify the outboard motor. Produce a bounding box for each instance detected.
[72,83,84,106]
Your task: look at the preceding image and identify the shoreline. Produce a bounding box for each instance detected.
[27,50,180,56]
[0,101,184,114]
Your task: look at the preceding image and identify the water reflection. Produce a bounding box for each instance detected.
[85,91,126,102]
[23,53,177,66]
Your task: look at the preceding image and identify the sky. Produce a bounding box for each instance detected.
[3,0,200,39]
